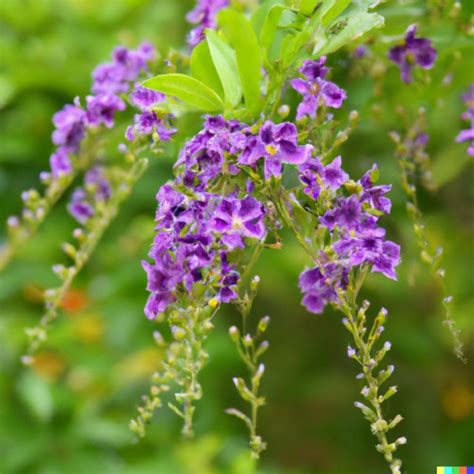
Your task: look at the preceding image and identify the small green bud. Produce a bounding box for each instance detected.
[277,104,290,118]
[257,315,270,334]
[229,325,240,343]
[250,275,260,291]
[243,334,253,348]
[255,340,269,357]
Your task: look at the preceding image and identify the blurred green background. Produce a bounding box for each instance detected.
[0,1,473,473]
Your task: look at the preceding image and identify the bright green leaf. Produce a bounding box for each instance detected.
[300,0,320,16]
[260,4,287,52]
[314,12,384,56]
[217,9,263,117]
[251,0,284,37]
[190,40,224,99]
[280,12,321,67]
[320,0,352,26]
[142,74,224,112]
[206,30,242,108]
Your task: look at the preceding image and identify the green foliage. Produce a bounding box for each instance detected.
[0,0,473,473]
[217,8,263,117]
[190,40,225,99]
[206,30,243,109]
[143,74,225,112]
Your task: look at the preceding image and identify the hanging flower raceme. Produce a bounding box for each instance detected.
[290,56,347,120]
[388,24,437,84]
[48,43,156,180]
[298,162,400,314]
[186,0,229,47]
[456,83,474,156]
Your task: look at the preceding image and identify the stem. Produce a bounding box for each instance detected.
[23,156,148,359]
[0,135,101,272]
[340,288,405,474]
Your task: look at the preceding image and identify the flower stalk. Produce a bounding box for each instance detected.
[339,288,406,474]
[390,109,465,363]
[23,155,148,360]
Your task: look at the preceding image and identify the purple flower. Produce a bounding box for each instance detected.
[126,110,176,142]
[290,57,347,120]
[86,94,126,128]
[52,99,86,151]
[84,167,111,201]
[176,115,247,190]
[321,156,349,191]
[211,196,266,249]
[456,83,474,156]
[67,168,111,224]
[359,165,392,214]
[186,0,229,47]
[240,121,313,180]
[68,189,95,225]
[130,84,165,110]
[353,45,368,59]
[333,229,400,280]
[299,262,346,314]
[388,24,437,83]
[92,43,156,94]
[50,148,73,178]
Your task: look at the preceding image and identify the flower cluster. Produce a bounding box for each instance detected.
[143,116,317,319]
[186,0,229,47]
[176,115,313,191]
[298,161,400,314]
[143,183,267,319]
[388,24,437,84]
[290,57,347,120]
[68,167,111,225]
[456,83,474,156]
[126,84,176,142]
[46,44,156,181]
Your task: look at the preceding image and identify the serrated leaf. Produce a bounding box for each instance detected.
[142,74,224,112]
[190,40,224,98]
[217,9,263,117]
[206,30,242,108]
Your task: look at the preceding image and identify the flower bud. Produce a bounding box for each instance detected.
[257,316,270,334]
[243,334,253,348]
[208,298,219,309]
[229,325,240,343]
[277,104,290,118]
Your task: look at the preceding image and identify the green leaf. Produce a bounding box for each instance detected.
[251,0,284,36]
[314,12,384,56]
[206,30,242,108]
[217,9,263,117]
[319,0,352,26]
[260,4,287,52]
[190,40,224,99]
[280,12,321,67]
[142,74,224,112]
[300,0,320,16]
